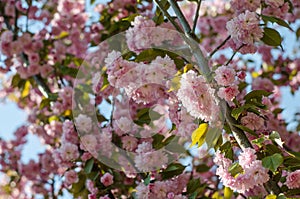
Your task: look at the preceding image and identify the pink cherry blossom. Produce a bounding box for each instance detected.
[214,65,236,86]
[226,11,263,46]
[64,170,79,185]
[177,70,220,123]
[75,114,93,133]
[241,112,265,131]
[286,170,300,189]
[100,173,114,187]
[217,85,240,102]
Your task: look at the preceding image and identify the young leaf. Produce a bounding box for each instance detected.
[224,187,233,199]
[262,153,283,173]
[190,123,208,148]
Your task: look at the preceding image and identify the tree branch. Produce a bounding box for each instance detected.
[166,0,281,194]
[192,0,202,33]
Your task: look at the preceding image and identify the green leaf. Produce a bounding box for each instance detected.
[296,27,300,39]
[244,90,272,102]
[190,123,208,148]
[135,49,166,62]
[161,163,186,180]
[252,137,265,147]
[187,179,201,194]
[231,104,252,120]
[261,27,282,47]
[277,193,287,199]
[11,74,22,87]
[285,189,300,197]
[165,141,186,153]
[220,141,234,160]
[152,134,165,150]
[188,192,198,199]
[84,159,94,174]
[228,162,243,177]
[59,65,79,78]
[261,15,293,31]
[262,153,283,173]
[195,164,210,173]
[233,124,258,137]
[144,174,151,185]
[152,0,169,25]
[266,144,282,155]
[134,108,161,126]
[70,172,88,198]
[39,98,50,110]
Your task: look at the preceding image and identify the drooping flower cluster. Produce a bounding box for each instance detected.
[226,11,263,52]
[104,50,177,104]
[214,65,240,103]
[214,148,269,193]
[177,70,220,123]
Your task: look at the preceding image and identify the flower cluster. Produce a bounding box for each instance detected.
[214,148,269,193]
[177,70,220,123]
[214,65,240,103]
[226,11,263,53]
[126,16,177,53]
[135,173,190,199]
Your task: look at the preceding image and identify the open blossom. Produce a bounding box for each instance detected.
[122,136,138,151]
[252,77,274,92]
[265,0,284,7]
[241,112,264,131]
[60,143,79,161]
[126,16,176,53]
[101,173,114,187]
[226,11,263,46]
[286,170,300,189]
[217,85,239,102]
[135,142,168,172]
[75,114,92,132]
[64,170,79,185]
[238,148,257,168]
[177,70,219,123]
[214,65,236,86]
[230,0,261,13]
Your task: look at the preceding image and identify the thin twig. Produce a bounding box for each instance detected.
[225,44,244,66]
[209,35,231,58]
[192,0,202,33]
